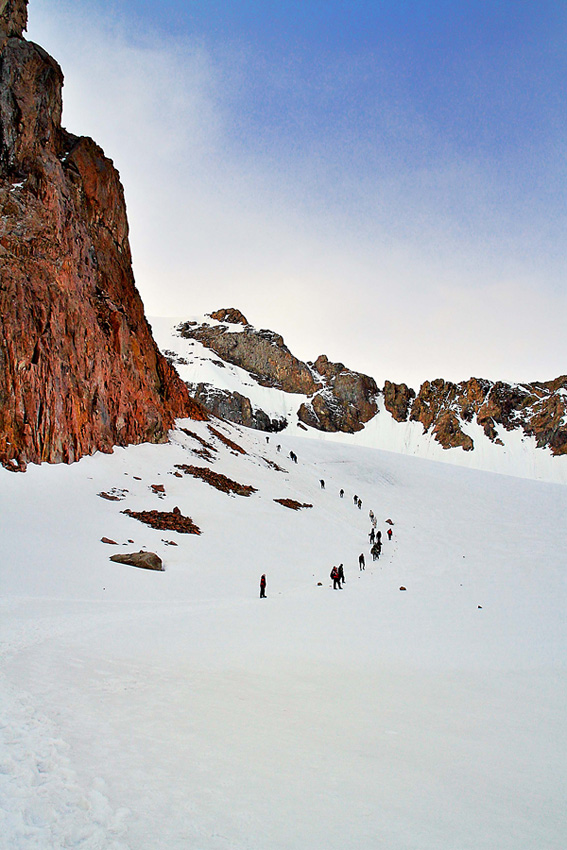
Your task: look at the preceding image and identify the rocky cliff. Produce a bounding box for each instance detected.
[178,309,321,396]
[173,310,379,434]
[0,1,205,470]
[161,309,567,458]
[384,375,567,455]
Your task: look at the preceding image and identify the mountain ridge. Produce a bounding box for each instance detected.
[151,310,567,483]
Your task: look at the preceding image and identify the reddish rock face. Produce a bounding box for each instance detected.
[0,2,205,469]
[383,380,415,423]
[394,376,567,455]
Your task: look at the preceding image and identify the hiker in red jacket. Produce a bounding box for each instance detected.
[330,566,341,589]
[260,574,267,598]
[387,528,393,541]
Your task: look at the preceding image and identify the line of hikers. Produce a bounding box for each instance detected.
[257,456,396,595]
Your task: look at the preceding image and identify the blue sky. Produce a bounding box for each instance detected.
[28,0,566,384]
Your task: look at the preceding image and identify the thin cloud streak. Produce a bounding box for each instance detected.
[28,1,566,386]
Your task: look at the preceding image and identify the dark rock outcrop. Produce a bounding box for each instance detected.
[298,355,378,433]
[188,383,287,432]
[178,317,321,395]
[178,312,378,434]
[0,0,205,470]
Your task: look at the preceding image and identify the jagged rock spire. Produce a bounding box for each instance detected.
[0,0,28,38]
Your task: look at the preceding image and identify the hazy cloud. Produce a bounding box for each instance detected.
[28,1,566,385]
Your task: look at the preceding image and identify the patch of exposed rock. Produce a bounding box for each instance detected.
[122,507,201,535]
[174,464,257,496]
[274,498,313,510]
[0,0,205,470]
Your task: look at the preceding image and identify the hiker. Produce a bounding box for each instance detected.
[338,564,345,586]
[357,499,362,510]
[266,436,269,444]
[277,444,281,452]
[377,530,382,542]
[371,516,377,529]
[371,543,380,561]
[260,574,267,598]
[339,489,344,498]
[330,566,341,589]
[320,479,325,489]
[359,553,365,571]
[353,494,358,504]
[369,528,375,544]
[369,510,374,521]
[387,528,393,541]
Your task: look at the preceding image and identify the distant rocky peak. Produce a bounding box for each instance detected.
[208,308,249,326]
[0,0,27,38]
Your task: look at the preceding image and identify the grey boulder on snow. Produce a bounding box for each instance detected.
[110,551,164,571]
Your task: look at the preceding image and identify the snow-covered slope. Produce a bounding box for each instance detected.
[150,316,567,484]
[1,420,566,849]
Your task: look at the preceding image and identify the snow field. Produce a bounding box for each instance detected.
[1,419,566,848]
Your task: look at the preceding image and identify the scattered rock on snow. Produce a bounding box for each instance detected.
[98,488,128,501]
[399,586,407,591]
[122,508,201,534]
[175,464,257,497]
[101,537,117,545]
[110,551,164,571]
[273,498,313,510]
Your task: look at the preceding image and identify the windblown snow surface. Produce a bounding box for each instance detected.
[1,419,566,849]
